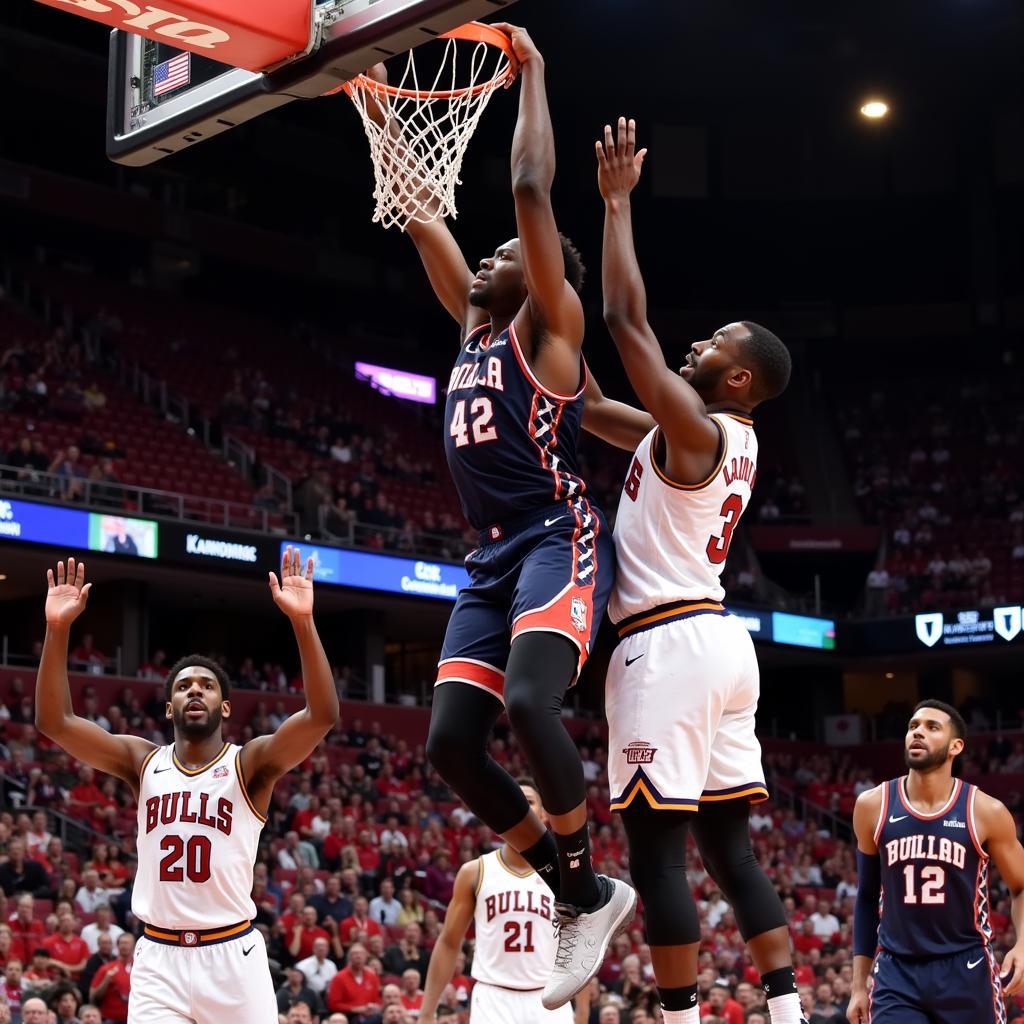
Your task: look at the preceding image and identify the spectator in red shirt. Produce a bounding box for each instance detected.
[43,912,90,980]
[288,906,331,962]
[67,766,106,822]
[326,943,382,1023]
[793,919,824,955]
[8,895,47,964]
[70,634,106,670]
[399,967,424,1015]
[355,830,381,886]
[700,983,745,1024]
[338,897,382,946]
[2,959,26,1020]
[89,933,134,1023]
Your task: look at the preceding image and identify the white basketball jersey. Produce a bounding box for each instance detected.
[471,849,558,990]
[133,743,265,928]
[609,413,758,622]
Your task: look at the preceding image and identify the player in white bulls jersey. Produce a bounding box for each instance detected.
[582,119,805,1024]
[418,781,579,1024]
[35,549,339,1024]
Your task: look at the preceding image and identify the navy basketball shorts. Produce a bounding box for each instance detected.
[436,497,614,702]
[870,947,1005,1024]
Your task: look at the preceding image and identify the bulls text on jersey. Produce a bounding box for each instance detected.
[144,792,233,836]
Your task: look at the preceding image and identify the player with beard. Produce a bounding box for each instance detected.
[352,24,634,1010]
[584,119,800,1024]
[35,549,338,1023]
[849,700,1024,1024]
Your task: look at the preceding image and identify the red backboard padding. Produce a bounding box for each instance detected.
[34,0,313,72]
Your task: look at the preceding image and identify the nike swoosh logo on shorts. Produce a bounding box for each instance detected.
[243,945,255,956]
[544,516,566,527]
[888,815,908,823]
[967,957,984,969]
[625,654,645,666]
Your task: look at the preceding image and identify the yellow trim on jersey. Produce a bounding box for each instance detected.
[139,745,161,781]
[495,848,533,879]
[172,741,230,777]
[609,777,700,813]
[234,751,268,824]
[701,786,769,804]
[474,857,485,898]
[144,920,251,944]
[649,418,727,491]
[718,412,754,426]
[617,600,726,639]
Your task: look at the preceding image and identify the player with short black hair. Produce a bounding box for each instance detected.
[353,23,634,1012]
[164,654,230,703]
[35,548,339,1024]
[584,118,801,1024]
[849,702,1024,1024]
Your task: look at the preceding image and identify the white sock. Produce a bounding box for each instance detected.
[767,992,804,1023]
[660,1008,699,1024]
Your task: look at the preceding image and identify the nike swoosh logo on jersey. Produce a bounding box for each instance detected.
[153,766,173,774]
[243,945,255,956]
[625,654,645,667]
[888,815,908,823]
[967,957,984,969]
[544,516,566,527]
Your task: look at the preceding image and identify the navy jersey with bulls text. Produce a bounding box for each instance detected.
[443,322,586,531]
[875,776,992,957]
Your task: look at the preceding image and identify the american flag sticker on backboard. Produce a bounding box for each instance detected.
[154,52,190,97]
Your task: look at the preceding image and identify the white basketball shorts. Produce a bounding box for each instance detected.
[129,925,277,1024]
[470,982,574,1023]
[607,607,768,813]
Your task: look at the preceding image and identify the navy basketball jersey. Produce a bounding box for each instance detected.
[875,776,991,957]
[443,322,586,531]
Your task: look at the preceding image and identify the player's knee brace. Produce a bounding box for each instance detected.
[691,801,787,940]
[622,805,701,947]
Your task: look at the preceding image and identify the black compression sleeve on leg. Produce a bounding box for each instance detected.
[502,632,586,817]
[690,799,788,940]
[621,803,701,947]
[426,681,533,835]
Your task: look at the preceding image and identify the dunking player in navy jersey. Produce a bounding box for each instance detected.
[850,700,1024,1024]
[353,24,634,1010]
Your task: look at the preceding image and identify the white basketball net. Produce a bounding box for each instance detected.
[346,34,513,231]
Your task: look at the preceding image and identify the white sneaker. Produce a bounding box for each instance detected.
[542,875,637,1010]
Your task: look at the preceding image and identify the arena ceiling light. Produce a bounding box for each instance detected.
[860,99,890,120]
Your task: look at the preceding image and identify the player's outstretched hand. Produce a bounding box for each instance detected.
[490,22,540,68]
[596,116,648,202]
[269,546,315,620]
[846,989,869,1024]
[1002,944,1024,995]
[45,558,93,627]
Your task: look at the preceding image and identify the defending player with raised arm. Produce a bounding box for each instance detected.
[849,700,1024,1024]
[353,26,635,1012]
[589,119,802,1024]
[35,548,339,1024]
[419,782,585,1024]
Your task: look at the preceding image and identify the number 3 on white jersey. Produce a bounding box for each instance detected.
[450,397,499,447]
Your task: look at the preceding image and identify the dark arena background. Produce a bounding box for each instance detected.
[1,0,1024,1022]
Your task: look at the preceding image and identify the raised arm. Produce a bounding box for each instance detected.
[418,861,478,1024]
[582,371,656,453]
[356,64,484,338]
[597,118,720,480]
[978,793,1024,995]
[35,559,155,798]
[494,25,583,363]
[240,547,339,815]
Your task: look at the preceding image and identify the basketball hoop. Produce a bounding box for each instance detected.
[341,23,518,231]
